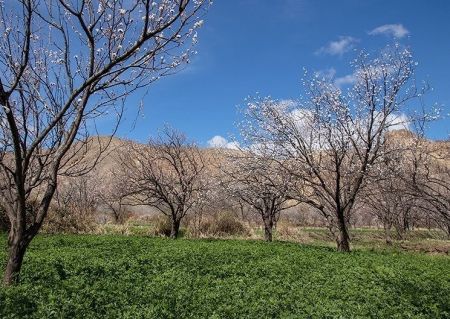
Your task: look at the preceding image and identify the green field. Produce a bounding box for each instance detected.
[1,234,449,318]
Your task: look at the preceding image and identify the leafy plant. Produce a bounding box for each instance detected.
[0,235,448,318]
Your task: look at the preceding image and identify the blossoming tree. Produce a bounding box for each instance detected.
[243,46,423,251]
[0,0,209,285]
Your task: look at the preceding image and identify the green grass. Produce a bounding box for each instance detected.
[1,234,449,318]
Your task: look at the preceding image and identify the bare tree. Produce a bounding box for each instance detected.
[363,123,450,240]
[121,127,207,239]
[243,46,422,251]
[404,135,450,236]
[98,169,131,224]
[221,150,297,242]
[48,174,100,233]
[0,0,209,284]
[363,161,415,243]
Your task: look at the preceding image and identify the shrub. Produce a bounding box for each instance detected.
[42,206,96,234]
[149,215,173,237]
[209,213,249,237]
[275,221,298,240]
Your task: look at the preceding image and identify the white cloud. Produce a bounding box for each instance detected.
[278,99,299,108]
[207,135,227,147]
[207,135,240,150]
[316,36,358,56]
[225,141,240,150]
[290,108,313,130]
[386,112,410,131]
[334,63,397,89]
[369,24,409,38]
[314,68,337,81]
[334,74,357,88]
[312,67,355,88]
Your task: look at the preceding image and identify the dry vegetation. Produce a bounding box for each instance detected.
[4,127,445,255]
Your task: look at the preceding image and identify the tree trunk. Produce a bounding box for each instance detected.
[336,211,351,252]
[403,214,410,232]
[115,209,126,225]
[3,184,55,285]
[264,224,273,242]
[262,215,273,242]
[3,233,29,285]
[170,219,180,239]
[384,224,393,246]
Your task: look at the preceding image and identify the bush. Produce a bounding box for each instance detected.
[209,213,249,237]
[275,221,299,240]
[148,215,173,237]
[185,213,249,238]
[42,206,96,234]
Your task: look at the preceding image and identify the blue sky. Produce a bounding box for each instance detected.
[113,0,450,145]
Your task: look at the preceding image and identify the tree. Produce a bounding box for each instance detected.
[363,150,416,244]
[363,125,450,240]
[0,205,8,232]
[121,127,207,239]
[404,134,450,236]
[49,174,99,233]
[243,46,422,251]
[221,150,297,242]
[98,169,131,224]
[0,0,209,285]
